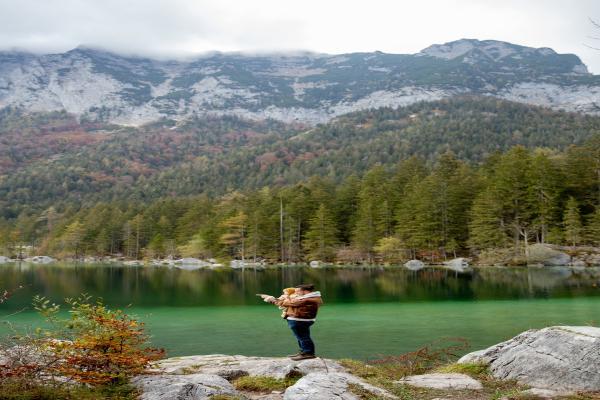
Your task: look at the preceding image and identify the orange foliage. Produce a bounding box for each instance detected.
[34,295,165,386]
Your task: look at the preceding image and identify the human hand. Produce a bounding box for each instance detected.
[263,295,276,303]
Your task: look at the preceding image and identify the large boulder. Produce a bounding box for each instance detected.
[396,373,482,390]
[528,244,570,266]
[442,258,471,273]
[458,326,600,393]
[154,354,345,379]
[404,259,425,271]
[284,372,397,400]
[133,373,238,400]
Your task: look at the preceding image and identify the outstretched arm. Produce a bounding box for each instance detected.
[271,297,315,307]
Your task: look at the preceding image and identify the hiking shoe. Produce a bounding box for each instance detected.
[291,353,316,361]
[287,351,303,357]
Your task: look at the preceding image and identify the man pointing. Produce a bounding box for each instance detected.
[261,284,323,360]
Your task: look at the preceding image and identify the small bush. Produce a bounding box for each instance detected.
[367,337,470,379]
[1,293,164,399]
[32,294,165,385]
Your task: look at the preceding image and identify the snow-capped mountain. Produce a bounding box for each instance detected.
[0,39,598,125]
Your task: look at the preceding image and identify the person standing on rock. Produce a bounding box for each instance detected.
[260,284,323,361]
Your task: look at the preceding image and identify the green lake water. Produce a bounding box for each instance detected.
[1,263,600,359]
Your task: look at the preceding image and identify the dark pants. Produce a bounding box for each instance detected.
[287,320,315,355]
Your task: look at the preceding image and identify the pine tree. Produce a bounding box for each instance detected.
[303,204,338,261]
[352,166,389,260]
[147,233,165,258]
[587,207,600,246]
[468,188,508,250]
[563,197,583,246]
[334,175,361,244]
[62,220,86,258]
[527,149,563,244]
[220,211,248,260]
[493,146,535,256]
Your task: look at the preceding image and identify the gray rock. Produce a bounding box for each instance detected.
[528,244,571,266]
[284,372,397,400]
[455,349,489,365]
[27,255,55,264]
[522,387,570,398]
[442,258,471,273]
[458,326,600,392]
[404,259,425,271]
[570,259,587,267]
[154,354,345,379]
[133,373,238,400]
[396,373,483,390]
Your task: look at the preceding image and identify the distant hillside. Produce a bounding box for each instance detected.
[0,39,599,126]
[1,97,599,218]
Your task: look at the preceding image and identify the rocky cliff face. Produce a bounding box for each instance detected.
[0,39,598,126]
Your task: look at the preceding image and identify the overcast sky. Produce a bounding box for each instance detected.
[1,0,600,72]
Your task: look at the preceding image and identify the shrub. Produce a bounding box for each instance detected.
[32,294,165,385]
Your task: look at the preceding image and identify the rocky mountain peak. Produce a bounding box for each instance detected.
[0,39,597,126]
[420,39,587,73]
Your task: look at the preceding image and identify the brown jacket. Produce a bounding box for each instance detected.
[272,292,323,320]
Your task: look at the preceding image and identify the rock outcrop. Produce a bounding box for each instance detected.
[527,244,571,266]
[133,373,238,400]
[284,372,397,400]
[154,354,344,379]
[404,259,425,271]
[458,326,600,393]
[134,326,600,398]
[135,355,395,399]
[396,373,483,390]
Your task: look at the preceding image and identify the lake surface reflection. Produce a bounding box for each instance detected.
[1,263,599,358]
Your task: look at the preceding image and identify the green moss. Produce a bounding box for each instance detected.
[232,375,299,392]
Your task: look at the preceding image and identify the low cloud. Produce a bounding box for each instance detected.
[0,0,598,72]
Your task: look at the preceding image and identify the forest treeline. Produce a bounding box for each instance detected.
[2,97,600,219]
[1,136,598,263]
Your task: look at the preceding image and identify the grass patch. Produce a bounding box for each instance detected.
[435,362,489,378]
[232,375,299,393]
[347,382,388,400]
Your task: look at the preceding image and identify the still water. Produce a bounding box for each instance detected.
[1,263,599,359]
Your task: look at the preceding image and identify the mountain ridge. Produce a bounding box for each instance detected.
[1,38,598,126]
